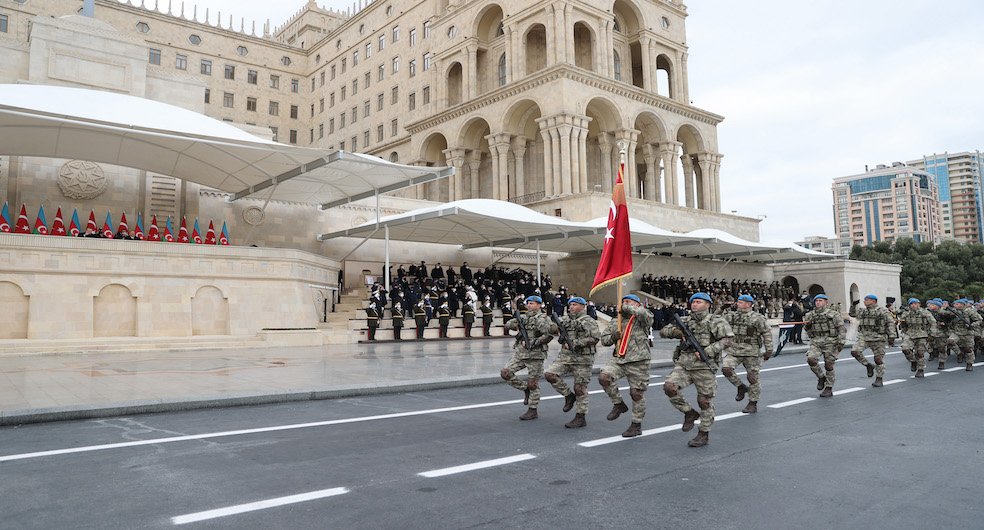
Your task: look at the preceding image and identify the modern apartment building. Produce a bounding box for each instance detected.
[908,151,984,243]
[795,235,852,255]
[832,163,942,246]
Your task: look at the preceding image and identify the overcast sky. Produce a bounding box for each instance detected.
[153,0,984,242]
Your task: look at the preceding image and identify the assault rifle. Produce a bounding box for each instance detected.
[551,313,573,351]
[947,307,971,328]
[671,313,715,371]
[513,310,531,349]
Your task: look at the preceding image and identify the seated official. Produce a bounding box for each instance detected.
[82,227,104,238]
[114,228,134,240]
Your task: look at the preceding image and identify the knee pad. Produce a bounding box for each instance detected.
[721,367,735,377]
[500,368,513,381]
[574,383,587,397]
[747,373,759,385]
[630,387,645,401]
[697,396,712,410]
[851,351,864,360]
[663,382,678,397]
[875,358,884,365]
[902,349,912,356]
[598,372,612,388]
[807,358,819,367]
[527,377,539,390]
[824,361,835,371]
[544,372,560,384]
[962,346,973,354]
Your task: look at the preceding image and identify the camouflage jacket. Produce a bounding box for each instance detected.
[947,307,982,336]
[600,304,654,364]
[899,307,937,339]
[659,310,734,371]
[928,308,949,338]
[505,310,557,360]
[849,304,898,342]
[804,305,846,341]
[724,308,773,357]
[556,311,601,364]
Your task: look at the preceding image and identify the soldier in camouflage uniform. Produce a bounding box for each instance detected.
[803,294,846,397]
[947,298,981,371]
[502,295,557,420]
[660,292,734,448]
[544,297,601,429]
[898,298,937,378]
[849,294,898,387]
[722,294,774,413]
[599,294,655,438]
[926,299,952,368]
[975,300,984,362]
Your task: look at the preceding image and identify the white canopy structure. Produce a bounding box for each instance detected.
[0,84,451,208]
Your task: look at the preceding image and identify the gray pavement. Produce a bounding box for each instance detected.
[3,336,804,426]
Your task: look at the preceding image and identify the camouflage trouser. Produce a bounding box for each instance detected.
[929,335,952,360]
[903,337,929,371]
[600,360,650,423]
[954,334,976,364]
[502,357,544,408]
[545,360,592,414]
[722,355,763,401]
[852,338,885,377]
[807,339,841,389]
[665,366,717,433]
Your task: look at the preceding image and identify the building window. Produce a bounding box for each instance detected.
[377,93,384,111]
[392,56,400,74]
[200,59,212,75]
[330,92,336,107]
[320,71,325,86]
[498,54,506,86]
[424,21,432,39]
[391,119,398,137]
[270,126,278,142]
[320,98,325,113]
[342,58,347,73]
[408,92,416,111]
[269,101,279,116]
[331,65,336,80]
[352,136,358,151]
[290,105,298,119]
[351,106,358,123]
[409,60,416,77]
[377,125,384,142]
[378,64,385,81]
[448,25,458,38]
[409,27,417,46]
[148,48,161,65]
[364,130,370,147]
[311,78,315,91]
[270,75,280,89]
[224,64,235,80]
[363,100,370,117]
[364,72,371,89]
[310,129,314,143]
[247,69,257,84]
[136,21,150,33]
[423,54,432,71]
[379,34,386,50]
[236,45,248,56]
[310,104,315,117]
[291,78,299,93]
[223,92,234,108]
[366,42,372,58]
[352,79,358,95]
[175,54,187,70]
[204,88,210,104]
[341,113,346,128]
[189,34,202,45]
[353,51,359,66]
[391,86,399,104]
[339,140,345,151]
[341,86,347,101]
[289,129,297,144]
[329,118,335,134]
[613,51,622,81]
[422,86,430,105]
[247,97,257,112]
[281,56,292,66]
[393,26,400,42]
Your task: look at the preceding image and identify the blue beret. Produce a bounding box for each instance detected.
[864,294,877,301]
[525,295,543,304]
[737,294,754,302]
[907,297,920,305]
[813,294,828,302]
[568,296,586,305]
[689,292,712,303]
[622,294,641,303]
[927,299,941,307]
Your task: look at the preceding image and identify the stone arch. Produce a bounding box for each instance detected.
[583,97,625,195]
[192,285,229,335]
[674,123,708,209]
[474,4,505,43]
[389,151,399,163]
[633,111,670,202]
[502,99,545,202]
[656,53,674,98]
[93,284,136,337]
[573,22,594,72]
[446,62,464,106]
[612,0,644,36]
[524,24,547,74]
[781,276,800,297]
[457,118,493,199]
[808,284,825,299]
[850,283,860,303]
[0,281,29,339]
[419,132,450,201]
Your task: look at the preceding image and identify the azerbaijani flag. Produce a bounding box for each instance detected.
[219,222,230,246]
[163,217,175,242]
[191,218,203,244]
[0,201,11,233]
[33,205,49,235]
[133,212,145,240]
[101,212,114,238]
[69,209,82,236]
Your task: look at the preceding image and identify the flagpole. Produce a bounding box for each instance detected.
[616,140,628,332]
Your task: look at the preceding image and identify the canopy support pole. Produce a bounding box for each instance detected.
[241,183,279,247]
[491,244,525,266]
[536,239,541,287]
[384,225,390,292]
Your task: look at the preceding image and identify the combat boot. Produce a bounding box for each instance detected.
[910,361,917,372]
[523,389,530,405]
[735,384,748,402]
[957,353,965,363]
[967,363,974,372]
[606,401,629,421]
[742,401,758,414]
[819,386,833,398]
[563,392,576,412]
[866,364,875,378]
[938,361,946,370]
[565,413,586,429]
[915,369,924,378]
[872,377,883,388]
[816,375,826,391]
[688,431,709,447]
[682,409,700,432]
[519,408,538,420]
[621,422,642,438]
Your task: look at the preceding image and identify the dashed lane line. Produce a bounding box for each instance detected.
[767,397,816,409]
[832,387,865,396]
[417,454,537,478]
[171,487,349,525]
[578,412,748,448]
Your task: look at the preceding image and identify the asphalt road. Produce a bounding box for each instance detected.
[2,349,982,529]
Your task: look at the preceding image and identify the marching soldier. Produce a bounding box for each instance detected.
[803,294,846,397]
[502,296,557,420]
[480,298,495,336]
[926,298,951,368]
[600,294,655,438]
[660,293,734,447]
[544,297,600,428]
[849,294,898,387]
[392,306,404,341]
[948,298,981,371]
[722,294,774,413]
[462,301,475,337]
[898,298,936,377]
[437,302,451,338]
[413,300,428,339]
[365,302,380,342]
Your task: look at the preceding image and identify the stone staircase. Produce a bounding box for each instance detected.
[0,335,266,355]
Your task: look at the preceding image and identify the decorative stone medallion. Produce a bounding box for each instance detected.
[243,206,265,225]
[58,160,107,200]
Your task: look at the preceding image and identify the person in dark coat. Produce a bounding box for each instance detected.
[437,302,451,338]
[460,262,473,284]
[392,307,404,340]
[413,301,428,339]
[462,301,475,338]
[431,263,445,281]
[365,302,380,341]
[480,298,495,336]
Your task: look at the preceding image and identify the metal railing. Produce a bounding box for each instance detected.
[507,191,545,205]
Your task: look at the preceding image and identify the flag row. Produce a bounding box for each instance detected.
[0,202,230,245]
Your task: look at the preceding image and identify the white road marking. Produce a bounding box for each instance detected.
[833,387,865,396]
[767,397,816,408]
[578,412,747,447]
[943,367,965,372]
[418,454,536,478]
[883,379,906,386]
[925,372,939,377]
[171,487,349,525]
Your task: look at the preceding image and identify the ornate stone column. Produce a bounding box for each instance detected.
[696,152,714,210]
[644,144,660,202]
[536,117,554,197]
[710,153,723,212]
[466,44,478,100]
[468,151,482,199]
[660,141,681,206]
[444,148,467,202]
[488,133,512,200]
[681,153,695,208]
[486,140,501,199]
[679,51,690,103]
[614,129,640,198]
[639,36,653,91]
[504,26,514,84]
[574,116,591,195]
[598,132,614,193]
[511,136,527,198]
[557,117,574,196]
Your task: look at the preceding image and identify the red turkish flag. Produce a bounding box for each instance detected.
[177,216,190,243]
[86,210,98,233]
[14,204,32,234]
[589,161,633,295]
[205,220,217,245]
[51,207,67,236]
[147,215,161,241]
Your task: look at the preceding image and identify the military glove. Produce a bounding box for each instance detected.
[763,350,774,361]
[611,330,622,342]
[888,338,895,347]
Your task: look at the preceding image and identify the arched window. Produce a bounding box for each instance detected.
[498,53,507,87]
[496,22,504,37]
[613,51,622,81]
